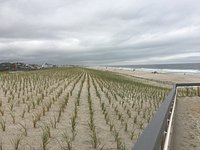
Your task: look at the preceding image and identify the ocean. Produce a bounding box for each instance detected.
[112,63,200,75]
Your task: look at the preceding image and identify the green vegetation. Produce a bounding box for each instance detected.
[0,67,170,149]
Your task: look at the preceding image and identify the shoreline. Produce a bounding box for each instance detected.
[110,67,200,75]
[91,66,200,84]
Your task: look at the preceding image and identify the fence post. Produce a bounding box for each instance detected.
[186,88,189,96]
[161,132,166,150]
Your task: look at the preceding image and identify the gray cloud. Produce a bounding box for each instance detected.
[0,0,200,65]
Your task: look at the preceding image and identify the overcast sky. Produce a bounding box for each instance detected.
[0,0,200,65]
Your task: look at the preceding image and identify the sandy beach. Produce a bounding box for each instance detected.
[93,67,200,84]
[0,68,171,150]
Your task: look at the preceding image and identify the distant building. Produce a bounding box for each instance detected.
[42,63,53,68]
[12,63,17,70]
[15,62,29,70]
[0,63,11,71]
[0,62,57,71]
[29,64,41,69]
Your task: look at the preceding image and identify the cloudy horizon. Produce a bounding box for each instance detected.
[0,0,200,65]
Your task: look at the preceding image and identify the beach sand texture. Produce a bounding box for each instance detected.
[172,97,200,150]
[95,67,200,83]
[0,68,170,149]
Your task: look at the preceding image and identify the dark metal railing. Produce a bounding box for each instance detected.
[132,83,200,150]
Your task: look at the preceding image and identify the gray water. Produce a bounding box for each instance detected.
[117,63,200,70]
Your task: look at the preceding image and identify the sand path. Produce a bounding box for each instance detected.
[172,97,200,150]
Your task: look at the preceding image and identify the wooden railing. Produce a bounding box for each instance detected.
[132,83,200,150]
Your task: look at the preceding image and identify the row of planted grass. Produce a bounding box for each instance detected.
[0,67,170,150]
